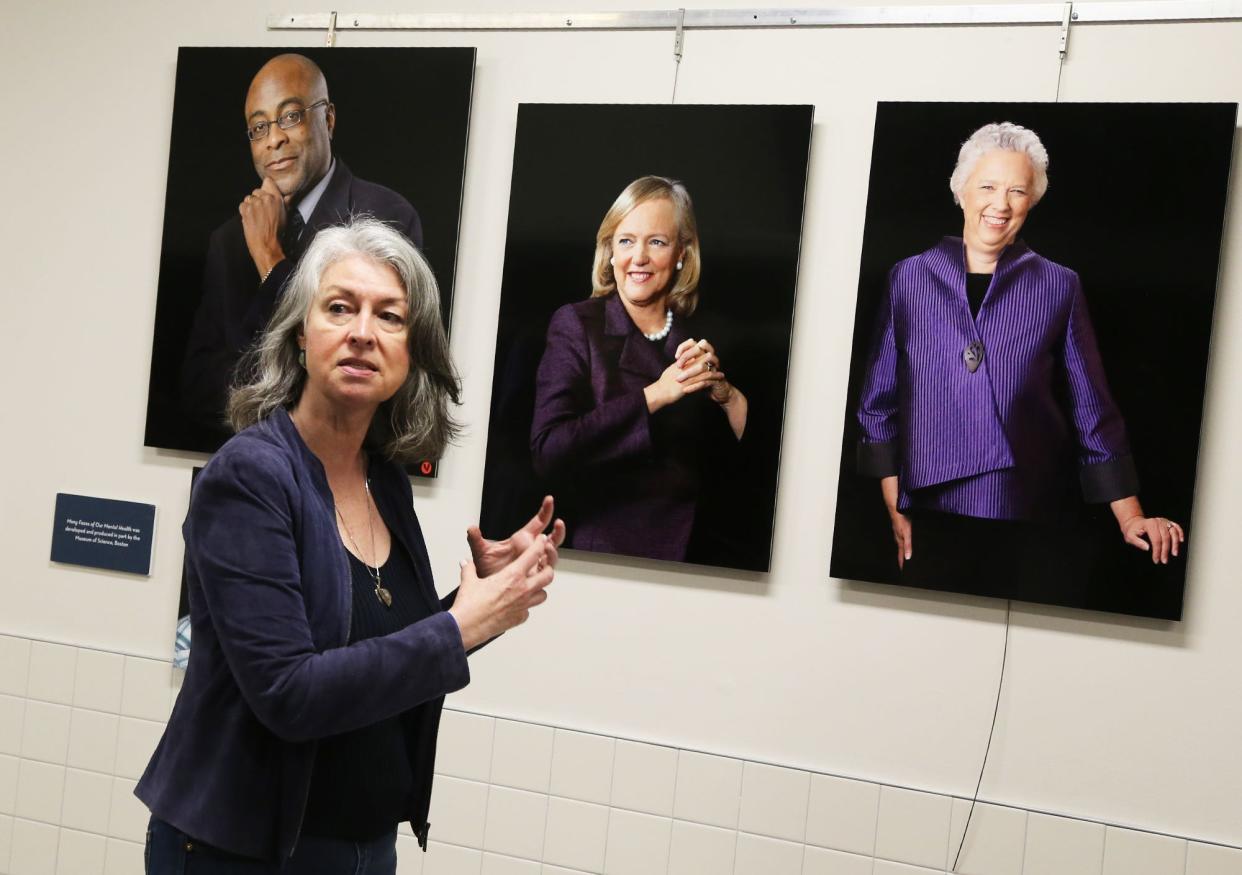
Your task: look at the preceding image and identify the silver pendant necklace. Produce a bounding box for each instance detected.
[336,477,393,607]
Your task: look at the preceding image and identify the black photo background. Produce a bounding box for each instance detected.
[480,104,813,573]
[144,47,474,461]
[830,102,1237,620]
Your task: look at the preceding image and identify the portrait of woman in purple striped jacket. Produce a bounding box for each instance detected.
[855,122,1186,591]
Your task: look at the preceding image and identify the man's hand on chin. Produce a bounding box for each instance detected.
[240,176,288,279]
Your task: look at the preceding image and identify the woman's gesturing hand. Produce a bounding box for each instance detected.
[466,496,566,579]
[643,338,727,414]
[450,533,556,651]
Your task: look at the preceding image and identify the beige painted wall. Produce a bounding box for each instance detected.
[2,0,1238,848]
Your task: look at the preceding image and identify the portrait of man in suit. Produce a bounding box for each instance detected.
[479,104,813,574]
[179,53,424,441]
[829,102,1236,620]
[144,47,474,456]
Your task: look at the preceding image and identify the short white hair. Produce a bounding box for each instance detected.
[949,122,1049,206]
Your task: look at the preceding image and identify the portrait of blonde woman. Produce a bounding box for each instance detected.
[530,176,748,563]
[481,104,814,574]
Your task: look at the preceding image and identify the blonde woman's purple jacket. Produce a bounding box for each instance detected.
[856,237,1138,520]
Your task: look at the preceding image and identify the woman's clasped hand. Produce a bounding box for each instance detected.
[645,338,728,410]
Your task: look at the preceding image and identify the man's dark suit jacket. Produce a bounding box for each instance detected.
[179,159,423,445]
[530,293,741,563]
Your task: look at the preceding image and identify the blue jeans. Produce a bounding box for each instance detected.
[145,817,398,874]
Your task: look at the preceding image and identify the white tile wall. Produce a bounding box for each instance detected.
[65,709,118,775]
[481,852,540,874]
[102,838,143,875]
[805,774,880,856]
[396,833,426,874]
[0,755,18,815]
[59,769,113,835]
[15,761,64,825]
[437,710,495,783]
[948,799,1027,875]
[738,761,811,843]
[483,786,548,861]
[105,778,146,843]
[112,717,163,781]
[1024,813,1106,875]
[550,730,614,806]
[424,840,482,875]
[71,651,124,715]
[874,785,952,869]
[872,861,943,875]
[801,845,873,875]
[0,814,13,873]
[20,703,71,765]
[490,720,554,793]
[734,832,804,875]
[0,634,1239,875]
[1185,842,1242,875]
[673,751,743,830]
[542,796,609,873]
[604,809,672,875]
[432,775,490,848]
[119,657,171,722]
[0,696,26,757]
[26,644,76,707]
[55,827,106,875]
[9,817,58,875]
[1102,826,1187,875]
[668,820,736,875]
[0,638,31,698]
[610,740,677,817]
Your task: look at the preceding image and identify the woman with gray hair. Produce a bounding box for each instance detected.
[856,122,1183,583]
[138,216,564,873]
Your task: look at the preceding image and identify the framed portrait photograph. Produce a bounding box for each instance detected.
[480,103,813,573]
[143,47,474,468]
[830,101,1237,620]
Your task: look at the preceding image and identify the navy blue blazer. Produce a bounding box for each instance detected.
[136,409,468,861]
[530,293,738,561]
[179,159,423,442]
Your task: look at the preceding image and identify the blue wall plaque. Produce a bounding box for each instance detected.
[51,493,156,576]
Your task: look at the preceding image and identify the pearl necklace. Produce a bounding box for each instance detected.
[643,308,674,342]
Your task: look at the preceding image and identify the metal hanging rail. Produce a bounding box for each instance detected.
[267,1,1242,32]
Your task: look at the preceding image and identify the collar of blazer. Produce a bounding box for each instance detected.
[936,235,1034,308]
[302,156,356,235]
[603,292,691,381]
